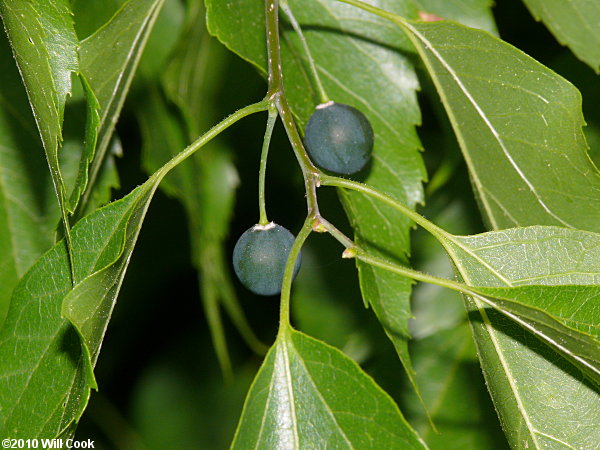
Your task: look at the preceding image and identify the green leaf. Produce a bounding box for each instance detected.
[71,0,125,41]
[0,97,266,438]
[138,0,185,79]
[402,197,503,447]
[401,19,600,231]
[521,0,600,72]
[0,0,79,223]
[207,0,428,404]
[0,175,160,438]
[232,328,426,449]
[77,0,165,213]
[163,0,226,138]
[476,283,599,338]
[446,226,600,287]
[205,0,266,72]
[85,137,121,216]
[61,178,159,362]
[0,35,59,326]
[383,16,600,444]
[66,76,101,213]
[439,225,600,448]
[467,284,600,385]
[285,0,426,400]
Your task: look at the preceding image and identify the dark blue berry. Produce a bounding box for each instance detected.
[304,101,374,175]
[232,223,301,296]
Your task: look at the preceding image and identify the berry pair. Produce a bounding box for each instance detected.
[233,102,374,296]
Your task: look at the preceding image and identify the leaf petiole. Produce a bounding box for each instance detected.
[320,175,450,243]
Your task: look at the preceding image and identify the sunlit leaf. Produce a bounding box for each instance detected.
[232,328,426,449]
[0,175,160,438]
[401,19,600,231]
[0,93,266,437]
[467,284,600,384]
[384,14,600,447]
[66,76,101,213]
[0,35,58,326]
[0,0,79,241]
[439,224,600,447]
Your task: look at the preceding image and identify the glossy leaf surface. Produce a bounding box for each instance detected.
[232,328,426,449]
[386,16,600,446]
[0,176,160,438]
[468,284,600,385]
[402,20,600,231]
[440,224,600,448]
[0,35,58,325]
[0,0,78,217]
[0,0,80,278]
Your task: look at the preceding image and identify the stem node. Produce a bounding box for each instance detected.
[342,247,357,259]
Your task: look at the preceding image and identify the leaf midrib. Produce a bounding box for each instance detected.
[288,337,353,448]
[404,21,573,228]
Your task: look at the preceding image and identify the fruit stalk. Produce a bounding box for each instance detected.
[278,217,313,328]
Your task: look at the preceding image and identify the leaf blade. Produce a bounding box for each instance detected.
[468,284,600,385]
[390,16,600,446]
[0,175,158,437]
[77,0,165,213]
[402,19,600,231]
[0,34,59,326]
[521,0,600,72]
[440,225,600,448]
[232,328,426,449]
[0,0,79,224]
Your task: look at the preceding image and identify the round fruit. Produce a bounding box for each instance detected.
[304,101,374,175]
[232,222,302,296]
